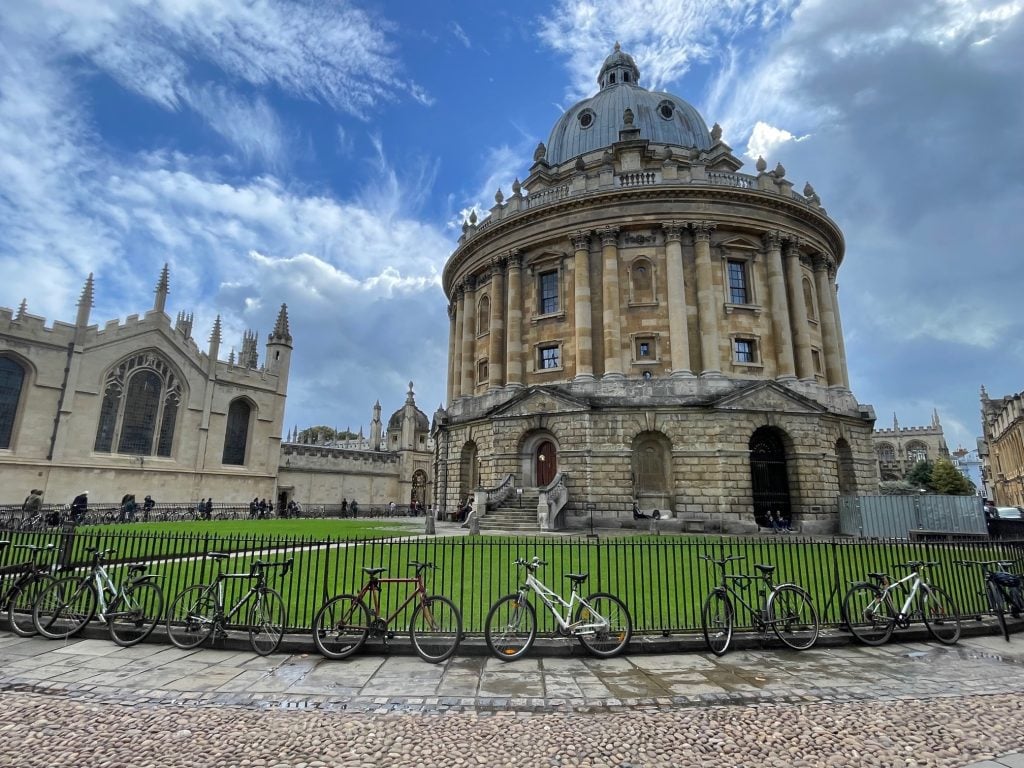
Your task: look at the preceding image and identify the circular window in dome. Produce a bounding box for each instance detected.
[658,100,675,120]
[578,109,596,129]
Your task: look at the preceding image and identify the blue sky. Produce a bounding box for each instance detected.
[1,0,1022,451]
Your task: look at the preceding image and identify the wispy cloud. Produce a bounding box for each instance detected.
[451,22,472,48]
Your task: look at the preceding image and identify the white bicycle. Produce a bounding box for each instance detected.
[484,556,632,660]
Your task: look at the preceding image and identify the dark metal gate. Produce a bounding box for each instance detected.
[749,427,791,526]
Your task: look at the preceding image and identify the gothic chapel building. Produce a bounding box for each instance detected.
[0,267,291,503]
[434,45,876,533]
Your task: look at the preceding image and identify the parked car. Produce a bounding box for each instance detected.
[993,506,1024,520]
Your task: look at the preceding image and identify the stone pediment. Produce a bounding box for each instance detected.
[490,387,590,419]
[714,381,826,415]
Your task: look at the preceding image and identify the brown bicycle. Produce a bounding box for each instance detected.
[311,560,462,663]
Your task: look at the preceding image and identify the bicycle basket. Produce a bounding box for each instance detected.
[992,571,1022,588]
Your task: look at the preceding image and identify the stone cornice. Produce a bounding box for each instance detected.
[443,185,844,293]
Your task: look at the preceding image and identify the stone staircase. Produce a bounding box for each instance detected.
[482,489,541,531]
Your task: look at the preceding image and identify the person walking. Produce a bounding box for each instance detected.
[142,495,156,521]
[70,491,89,524]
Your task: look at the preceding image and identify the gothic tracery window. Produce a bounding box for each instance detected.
[222,398,252,465]
[94,352,182,457]
[0,357,26,449]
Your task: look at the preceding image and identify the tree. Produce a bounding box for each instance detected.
[904,460,934,491]
[296,426,358,444]
[879,479,916,495]
[930,457,974,495]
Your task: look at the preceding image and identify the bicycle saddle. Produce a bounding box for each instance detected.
[754,564,775,576]
[363,567,387,577]
[565,572,589,584]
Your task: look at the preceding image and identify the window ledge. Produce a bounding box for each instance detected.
[628,300,659,309]
[476,331,490,340]
[535,366,565,374]
[632,359,661,366]
[531,311,566,325]
[732,361,764,369]
[724,303,762,316]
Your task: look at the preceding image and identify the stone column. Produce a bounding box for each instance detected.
[763,231,796,380]
[691,221,721,375]
[488,260,506,390]
[662,222,693,377]
[832,277,850,388]
[505,251,524,388]
[446,302,458,403]
[783,239,814,380]
[460,276,477,396]
[452,286,464,400]
[572,231,595,381]
[813,255,843,387]
[600,227,624,379]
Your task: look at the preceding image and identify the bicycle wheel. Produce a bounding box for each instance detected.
[166,584,217,649]
[575,593,632,658]
[33,576,97,639]
[484,594,536,661]
[312,594,370,660]
[107,581,164,647]
[767,584,819,651]
[921,585,961,645]
[701,590,733,656]
[248,588,285,655]
[988,581,1009,642]
[7,575,53,637]
[842,583,894,646]
[409,595,462,663]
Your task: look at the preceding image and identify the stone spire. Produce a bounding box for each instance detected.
[239,329,259,369]
[208,315,222,360]
[227,348,236,366]
[269,304,292,344]
[175,311,194,340]
[153,263,169,314]
[893,412,899,430]
[932,408,941,428]
[75,273,94,327]
[370,399,382,451]
[16,299,27,320]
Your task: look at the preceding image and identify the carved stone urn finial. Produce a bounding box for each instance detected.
[756,155,767,173]
[623,107,634,126]
[512,178,521,196]
[534,142,547,162]
[711,122,723,142]
[469,209,478,225]
[774,162,786,179]
[495,188,504,204]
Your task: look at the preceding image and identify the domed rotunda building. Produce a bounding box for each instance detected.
[434,45,876,533]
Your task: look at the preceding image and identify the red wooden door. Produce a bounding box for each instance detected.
[536,440,557,486]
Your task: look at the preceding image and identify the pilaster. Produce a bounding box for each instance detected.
[460,276,477,396]
[662,221,693,377]
[691,221,721,375]
[813,255,843,388]
[572,231,595,381]
[599,227,624,379]
[763,230,796,380]
[783,238,814,380]
[505,251,524,388]
[487,259,506,391]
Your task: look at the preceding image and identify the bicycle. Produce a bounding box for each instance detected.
[842,560,961,646]
[0,541,59,636]
[957,559,1024,642]
[484,556,632,661]
[32,547,164,646]
[312,560,462,663]
[166,553,292,655]
[698,554,819,656]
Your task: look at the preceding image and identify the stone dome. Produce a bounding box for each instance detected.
[388,406,429,433]
[544,43,712,166]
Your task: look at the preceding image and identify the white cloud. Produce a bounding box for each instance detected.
[185,86,289,168]
[744,121,801,161]
[451,22,471,48]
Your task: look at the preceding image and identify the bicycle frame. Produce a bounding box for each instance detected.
[205,571,268,625]
[872,570,924,620]
[355,573,428,628]
[705,557,786,632]
[519,571,607,635]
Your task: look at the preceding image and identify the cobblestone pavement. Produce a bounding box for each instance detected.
[0,630,1022,766]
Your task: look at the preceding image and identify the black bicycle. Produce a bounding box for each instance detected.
[0,541,59,636]
[958,559,1024,642]
[166,553,292,655]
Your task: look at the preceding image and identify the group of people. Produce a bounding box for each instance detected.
[248,498,275,519]
[767,510,792,533]
[340,498,359,517]
[120,493,156,522]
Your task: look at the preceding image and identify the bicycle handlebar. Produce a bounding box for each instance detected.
[892,560,940,571]
[408,560,438,574]
[513,556,547,569]
[698,554,745,567]
[957,559,1018,569]
[250,558,293,578]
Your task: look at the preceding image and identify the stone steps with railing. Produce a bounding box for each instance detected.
[483,491,541,530]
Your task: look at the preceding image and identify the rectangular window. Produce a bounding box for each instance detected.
[638,341,650,357]
[539,345,560,370]
[734,339,756,363]
[539,270,559,315]
[477,359,488,384]
[727,260,748,304]
[812,349,823,374]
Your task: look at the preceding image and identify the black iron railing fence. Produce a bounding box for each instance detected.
[1,525,1021,637]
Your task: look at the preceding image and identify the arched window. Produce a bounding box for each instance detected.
[803,277,817,320]
[223,399,252,465]
[906,442,928,464]
[876,443,895,463]
[477,295,490,335]
[0,357,26,449]
[94,352,182,457]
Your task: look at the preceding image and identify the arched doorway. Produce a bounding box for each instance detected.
[749,427,792,526]
[460,441,479,500]
[632,431,672,511]
[836,438,857,496]
[536,440,557,486]
[411,470,428,504]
